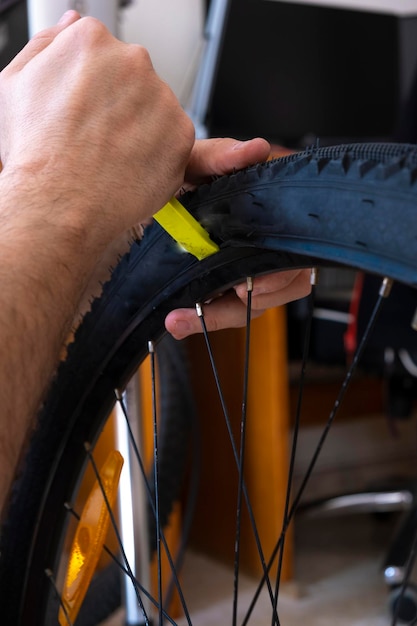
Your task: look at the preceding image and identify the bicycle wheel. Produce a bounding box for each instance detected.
[1,141,417,625]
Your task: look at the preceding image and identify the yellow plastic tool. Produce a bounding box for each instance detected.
[154,197,219,260]
[59,450,124,626]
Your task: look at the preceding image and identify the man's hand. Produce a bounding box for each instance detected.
[165,138,311,339]
[0,11,194,247]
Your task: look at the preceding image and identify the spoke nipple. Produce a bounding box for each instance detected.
[246,277,254,292]
[310,267,319,286]
[412,307,417,332]
[148,340,155,354]
[84,441,92,453]
[196,302,204,317]
[379,277,394,298]
[115,388,123,401]
[45,568,53,579]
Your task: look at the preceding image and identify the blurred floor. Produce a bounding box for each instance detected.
[99,510,400,625]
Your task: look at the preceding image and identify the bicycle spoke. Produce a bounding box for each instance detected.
[232,278,254,626]
[196,297,279,622]
[64,504,180,626]
[272,270,317,623]
[242,276,393,626]
[45,570,74,626]
[36,280,408,626]
[289,277,393,518]
[115,390,193,626]
[149,340,164,626]
[392,530,417,626]
[84,443,151,625]
[63,505,184,626]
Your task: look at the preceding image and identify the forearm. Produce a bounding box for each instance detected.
[0,171,105,513]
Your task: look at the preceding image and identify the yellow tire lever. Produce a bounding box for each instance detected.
[154,197,219,261]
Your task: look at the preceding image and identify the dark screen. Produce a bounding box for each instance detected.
[208,0,406,145]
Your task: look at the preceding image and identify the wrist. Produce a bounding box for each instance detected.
[0,164,107,261]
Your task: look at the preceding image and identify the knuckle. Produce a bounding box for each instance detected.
[71,16,114,47]
[126,43,154,71]
[77,15,108,34]
[135,44,153,65]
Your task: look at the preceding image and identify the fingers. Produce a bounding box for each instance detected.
[234,269,312,309]
[165,291,263,340]
[165,270,312,340]
[4,11,81,73]
[184,137,271,187]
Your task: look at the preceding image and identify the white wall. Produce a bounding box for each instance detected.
[120,0,205,106]
[27,1,205,106]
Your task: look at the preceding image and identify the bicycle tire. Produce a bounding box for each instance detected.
[1,141,417,625]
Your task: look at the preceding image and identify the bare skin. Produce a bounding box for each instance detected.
[0,11,195,515]
[0,12,310,518]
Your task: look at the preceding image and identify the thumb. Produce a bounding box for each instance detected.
[184,137,271,185]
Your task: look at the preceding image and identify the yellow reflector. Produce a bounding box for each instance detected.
[59,450,124,626]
